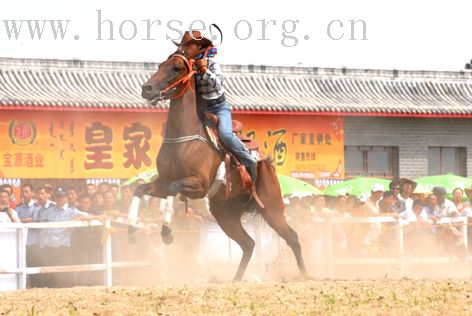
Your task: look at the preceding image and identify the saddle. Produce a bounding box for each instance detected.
[231,121,261,152]
[205,113,262,153]
[205,112,265,208]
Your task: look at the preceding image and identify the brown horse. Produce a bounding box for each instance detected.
[128,49,307,282]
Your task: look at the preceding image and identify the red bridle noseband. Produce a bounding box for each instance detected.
[158,46,214,101]
[159,54,196,100]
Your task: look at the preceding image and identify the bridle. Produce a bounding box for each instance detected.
[156,46,213,102]
[157,53,197,101]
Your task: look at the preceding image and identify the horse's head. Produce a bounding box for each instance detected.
[141,52,195,104]
[142,31,213,104]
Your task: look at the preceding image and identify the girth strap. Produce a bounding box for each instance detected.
[162,124,222,154]
[162,134,207,144]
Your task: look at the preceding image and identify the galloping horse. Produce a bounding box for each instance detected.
[128,47,307,281]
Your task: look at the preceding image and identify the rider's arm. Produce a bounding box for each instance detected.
[202,60,225,90]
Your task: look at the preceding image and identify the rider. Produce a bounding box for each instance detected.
[174,31,258,183]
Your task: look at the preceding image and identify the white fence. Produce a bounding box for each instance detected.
[310,216,469,278]
[0,216,470,290]
[0,219,148,290]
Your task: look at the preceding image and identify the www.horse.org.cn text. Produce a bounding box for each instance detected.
[0,9,368,48]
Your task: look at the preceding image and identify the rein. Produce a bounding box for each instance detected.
[160,50,221,153]
[159,46,213,100]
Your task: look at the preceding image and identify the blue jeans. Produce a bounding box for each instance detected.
[206,101,257,180]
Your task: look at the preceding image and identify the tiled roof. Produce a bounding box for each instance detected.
[1,57,472,115]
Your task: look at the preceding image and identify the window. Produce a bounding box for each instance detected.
[428,147,466,176]
[345,146,399,178]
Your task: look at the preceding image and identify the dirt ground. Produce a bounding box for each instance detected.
[2,280,472,315]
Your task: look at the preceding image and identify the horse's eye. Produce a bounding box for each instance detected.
[173,65,181,72]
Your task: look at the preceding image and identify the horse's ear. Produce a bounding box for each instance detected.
[172,40,180,47]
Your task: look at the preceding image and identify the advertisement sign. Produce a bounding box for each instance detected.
[0,110,344,180]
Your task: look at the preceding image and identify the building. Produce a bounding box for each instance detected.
[1,57,472,189]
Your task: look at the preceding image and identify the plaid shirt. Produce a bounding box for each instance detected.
[196,58,225,100]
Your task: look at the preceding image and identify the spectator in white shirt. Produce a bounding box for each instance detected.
[397,178,417,213]
[452,187,472,217]
[400,199,430,223]
[420,193,441,222]
[432,186,459,218]
[0,190,20,223]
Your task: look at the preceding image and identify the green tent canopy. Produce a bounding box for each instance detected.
[323,176,391,198]
[414,173,472,194]
[122,168,158,186]
[276,174,323,197]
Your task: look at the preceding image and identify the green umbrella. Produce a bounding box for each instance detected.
[323,176,391,198]
[277,174,323,196]
[122,168,158,186]
[414,173,472,195]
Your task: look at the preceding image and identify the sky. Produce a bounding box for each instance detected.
[0,0,471,71]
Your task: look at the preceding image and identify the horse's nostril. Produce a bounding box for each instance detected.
[142,84,153,92]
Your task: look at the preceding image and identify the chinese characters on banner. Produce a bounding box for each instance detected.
[0,110,344,180]
[0,111,164,179]
[233,114,344,180]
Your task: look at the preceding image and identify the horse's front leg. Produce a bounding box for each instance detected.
[157,176,209,244]
[128,178,169,243]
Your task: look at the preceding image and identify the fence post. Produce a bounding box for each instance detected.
[398,220,405,277]
[462,217,469,263]
[102,219,112,286]
[17,226,27,289]
[327,219,334,279]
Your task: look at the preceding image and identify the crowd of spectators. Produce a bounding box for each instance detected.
[285,178,472,260]
[2,177,472,286]
[0,180,211,287]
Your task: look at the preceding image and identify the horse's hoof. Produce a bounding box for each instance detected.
[127,225,138,244]
[232,274,244,283]
[162,234,174,245]
[128,225,139,235]
[161,225,174,245]
[297,272,314,281]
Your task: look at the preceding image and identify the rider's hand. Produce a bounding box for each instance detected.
[196,58,208,73]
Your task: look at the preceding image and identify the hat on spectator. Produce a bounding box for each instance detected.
[399,178,417,191]
[359,192,370,203]
[371,183,385,192]
[44,184,54,193]
[54,187,68,198]
[432,186,447,196]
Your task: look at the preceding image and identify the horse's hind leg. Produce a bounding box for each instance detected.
[211,206,255,282]
[260,208,307,276]
[256,160,307,276]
